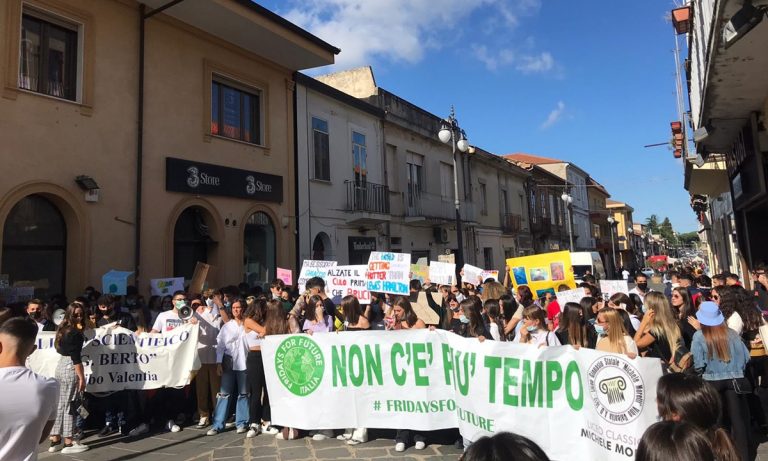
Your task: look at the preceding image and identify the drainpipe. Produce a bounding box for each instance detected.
[292,72,300,270]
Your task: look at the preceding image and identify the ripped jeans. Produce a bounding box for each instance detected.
[211,369,249,431]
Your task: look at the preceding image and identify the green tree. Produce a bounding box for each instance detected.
[677,231,699,245]
[645,214,660,234]
[659,217,675,242]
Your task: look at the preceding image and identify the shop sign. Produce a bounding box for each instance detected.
[166,157,282,202]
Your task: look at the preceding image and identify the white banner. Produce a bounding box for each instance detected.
[262,330,662,461]
[297,260,337,293]
[325,265,371,305]
[429,261,456,286]
[28,324,200,392]
[366,252,410,296]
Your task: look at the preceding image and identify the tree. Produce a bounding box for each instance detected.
[645,215,660,234]
[677,231,699,245]
[659,217,675,242]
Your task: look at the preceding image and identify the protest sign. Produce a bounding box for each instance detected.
[277,267,293,286]
[297,260,337,293]
[462,264,484,286]
[480,270,499,282]
[150,277,185,297]
[28,324,200,392]
[366,252,410,296]
[263,330,662,461]
[438,253,455,264]
[4,286,35,303]
[102,270,133,296]
[600,280,630,299]
[556,288,587,307]
[429,261,456,286]
[410,264,429,284]
[506,251,576,299]
[413,292,440,325]
[189,262,211,294]
[325,265,370,304]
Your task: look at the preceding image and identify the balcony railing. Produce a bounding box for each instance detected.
[345,180,390,214]
[404,184,475,222]
[530,219,551,235]
[501,213,522,234]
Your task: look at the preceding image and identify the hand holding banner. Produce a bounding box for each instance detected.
[277,267,293,286]
[599,280,630,299]
[462,264,484,286]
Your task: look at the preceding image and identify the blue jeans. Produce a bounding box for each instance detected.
[212,369,248,430]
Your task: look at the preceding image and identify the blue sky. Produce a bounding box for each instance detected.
[259,0,697,232]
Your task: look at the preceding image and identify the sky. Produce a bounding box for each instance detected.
[258,0,698,232]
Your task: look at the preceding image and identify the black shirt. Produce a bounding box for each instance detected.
[56,329,85,365]
[556,325,598,349]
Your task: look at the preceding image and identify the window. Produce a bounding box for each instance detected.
[19,12,79,101]
[440,162,454,201]
[211,78,262,144]
[479,182,488,216]
[483,248,493,270]
[244,212,276,286]
[312,117,330,180]
[406,152,424,209]
[501,189,509,214]
[352,131,367,184]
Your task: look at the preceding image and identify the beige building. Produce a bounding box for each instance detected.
[606,199,636,271]
[0,0,337,299]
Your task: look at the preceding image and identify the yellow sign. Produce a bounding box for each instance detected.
[506,251,576,300]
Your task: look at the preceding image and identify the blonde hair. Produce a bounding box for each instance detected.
[481,281,506,302]
[598,308,629,354]
[645,292,682,357]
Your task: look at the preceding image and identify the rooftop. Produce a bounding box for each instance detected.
[503,153,564,165]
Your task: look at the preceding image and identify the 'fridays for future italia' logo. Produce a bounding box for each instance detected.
[275,336,325,396]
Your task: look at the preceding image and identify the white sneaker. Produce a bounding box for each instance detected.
[261,422,279,435]
[246,427,259,438]
[225,421,236,429]
[61,442,89,454]
[196,417,209,428]
[206,428,219,436]
[128,423,149,437]
[48,441,63,453]
[415,440,426,450]
[312,433,328,441]
[276,428,297,440]
[166,420,181,433]
[395,442,406,452]
[236,426,247,434]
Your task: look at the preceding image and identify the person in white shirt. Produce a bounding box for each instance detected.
[26,299,55,332]
[193,297,222,428]
[629,273,652,303]
[513,306,561,347]
[207,297,249,436]
[0,316,60,461]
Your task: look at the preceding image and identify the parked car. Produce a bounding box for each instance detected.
[640,267,655,278]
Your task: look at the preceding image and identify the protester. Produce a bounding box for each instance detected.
[555,302,596,348]
[629,273,652,302]
[456,296,491,341]
[691,301,752,461]
[636,421,715,461]
[195,293,223,429]
[459,431,550,461]
[0,317,60,461]
[49,303,89,453]
[594,307,638,358]
[514,305,560,347]
[26,299,55,332]
[717,285,745,335]
[634,292,686,368]
[579,296,599,322]
[336,295,369,445]
[242,297,278,438]
[302,295,334,334]
[484,298,505,341]
[500,294,521,340]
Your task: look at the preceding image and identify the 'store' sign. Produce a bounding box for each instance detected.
[262,330,663,461]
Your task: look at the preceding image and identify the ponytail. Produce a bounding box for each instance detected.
[710,427,739,461]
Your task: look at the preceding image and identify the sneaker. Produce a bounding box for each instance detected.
[415,440,426,450]
[61,442,89,454]
[236,426,247,434]
[206,428,219,436]
[128,423,149,437]
[166,419,181,433]
[224,421,236,429]
[246,424,260,438]
[337,433,352,441]
[261,422,279,435]
[312,433,328,441]
[119,424,129,436]
[395,442,406,452]
[276,428,297,440]
[196,417,209,428]
[48,440,63,453]
[98,425,117,437]
[346,438,363,445]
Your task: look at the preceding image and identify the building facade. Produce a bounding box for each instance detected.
[606,199,637,272]
[588,178,614,275]
[0,0,337,299]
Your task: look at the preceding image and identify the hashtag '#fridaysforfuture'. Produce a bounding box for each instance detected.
[373,400,381,411]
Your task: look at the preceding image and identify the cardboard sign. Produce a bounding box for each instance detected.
[429,261,456,286]
[599,280,630,298]
[188,262,211,295]
[277,267,293,286]
[298,260,337,293]
[366,252,411,295]
[412,291,441,325]
[102,270,133,296]
[325,265,370,304]
[150,277,185,297]
[556,288,587,307]
[462,264,484,286]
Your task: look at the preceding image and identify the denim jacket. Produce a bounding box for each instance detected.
[691,328,749,381]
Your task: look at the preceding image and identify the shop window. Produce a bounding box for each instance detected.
[174,207,214,281]
[211,78,262,144]
[244,212,275,287]
[2,195,66,298]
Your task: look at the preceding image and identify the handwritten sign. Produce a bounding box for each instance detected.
[600,280,630,299]
[325,265,370,304]
[429,261,456,286]
[366,252,411,295]
[277,267,293,286]
[438,253,455,264]
[462,264,484,286]
[297,260,337,293]
[480,270,500,282]
[555,288,587,307]
[150,277,185,297]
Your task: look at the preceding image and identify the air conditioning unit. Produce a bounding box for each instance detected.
[433,226,449,244]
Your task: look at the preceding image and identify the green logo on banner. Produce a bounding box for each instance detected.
[275,336,325,396]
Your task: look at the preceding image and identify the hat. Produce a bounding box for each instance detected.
[696,301,725,327]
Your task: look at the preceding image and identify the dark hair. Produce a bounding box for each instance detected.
[615,308,636,336]
[0,316,38,357]
[716,285,738,320]
[734,286,762,333]
[26,298,42,307]
[499,294,518,322]
[460,296,485,338]
[609,292,633,311]
[244,296,267,324]
[97,294,115,306]
[303,295,326,323]
[627,293,643,316]
[341,295,363,326]
[582,274,596,284]
[54,303,86,349]
[726,273,740,281]
[656,373,738,461]
[460,431,550,461]
[636,421,715,461]
[393,297,418,327]
[172,290,186,298]
[557,302,588,347]
[635,273,648,281]
[305,277,326,290]
[579,296,598,320]
[672,286,694,319]
[409,279,422,292]
[696,274,712,288]
[517,285,534,308]
[522,305,547,331]
[712,274,726,283]
[264,299,289,335]
[270,279,285,290]
[679,273,695,284]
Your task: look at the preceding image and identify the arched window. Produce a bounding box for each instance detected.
[243,212,275,287]
[312,232,332,260]
[174,207,214,280]
[2,195,66,298]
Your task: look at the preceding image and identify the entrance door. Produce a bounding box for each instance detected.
[244,212,275,287]
[174,207,213,281]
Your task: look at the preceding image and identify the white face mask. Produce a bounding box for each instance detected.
[205,298,214,308]
[455,293,466,303]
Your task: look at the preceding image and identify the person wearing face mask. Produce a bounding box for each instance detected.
[514,306,561,347]
[594,308,638,358]
[193,296,222,429]
[629,273,652,303]
[454,297,492,341]
[26,299,55,331]
[555,302,596,348]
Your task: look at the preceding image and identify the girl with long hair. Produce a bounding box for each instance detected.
[580,296,599,323]
[484,298,505,341]
[48,303,89,454]
[301,295,333,334]
[691,301,751,461]
[516,285,535,309]
[500,294,521,340]
[672,287,698,350]
[456,297,491,341]
[514,306,560,347]
[242,297,278,438]
[556,302,596,348]
[595,308,638,358]
[636,421,715,461]
[336,296,369,445]
[736,285,768,428]
[441,292,463,334]
[634,292,684,365]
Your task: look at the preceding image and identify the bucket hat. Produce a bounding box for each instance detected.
[696,301,725,327]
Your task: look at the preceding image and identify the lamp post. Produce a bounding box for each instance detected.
[438,106,469,285]
[607,216,617,277]
[560,192,574,252]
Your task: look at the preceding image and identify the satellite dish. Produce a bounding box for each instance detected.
[52,309,66,326]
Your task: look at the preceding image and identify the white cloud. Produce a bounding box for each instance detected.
[540,101,566,129]
[276,0,550,73]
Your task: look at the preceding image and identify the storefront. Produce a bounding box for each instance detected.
[348,236,376,264]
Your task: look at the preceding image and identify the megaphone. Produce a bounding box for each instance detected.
[52,309,66,326]
[177,302,194,321]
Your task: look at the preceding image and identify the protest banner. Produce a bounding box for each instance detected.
[102,270,133,296]
[480,270,499,282]
[410,264,429,284]
[262,330,662,461]
[429,261,456,286]
[506,251,576,299]
[277,267,293,286]
[297,260,337,293]
[366,252,410,296]
[189,262,211,294]
[28,324,200,392]
[556,288,587,306]
[150,277,185,296]
[600,280,630,299]
[462,264,484,286]
[325,265,370,304]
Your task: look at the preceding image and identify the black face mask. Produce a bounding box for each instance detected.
[29,310,42,320]
[637,283,648,291]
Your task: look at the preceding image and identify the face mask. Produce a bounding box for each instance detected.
[205,298,214,308]
[459,315,470,324]
[173,300,186,310]
[456,294,466,303]
[29,310,41,320]
[641,304,648,313]
[526,325,538,332]
[594,325,606,335]
[224,301,232,309]
[637,283,648,291]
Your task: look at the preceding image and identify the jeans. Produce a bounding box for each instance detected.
[212,369,248,430]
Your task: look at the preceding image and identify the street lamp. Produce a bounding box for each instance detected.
[607,216,617,277]
[560,192,574,252]
[438,106,469,285]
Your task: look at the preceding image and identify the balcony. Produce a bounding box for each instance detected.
[344,180,391,225]
[501,213,522,234]
[530,219,551,235]
[404,184,476,224]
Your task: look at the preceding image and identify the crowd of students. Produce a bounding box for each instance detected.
[2,261,768,460]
